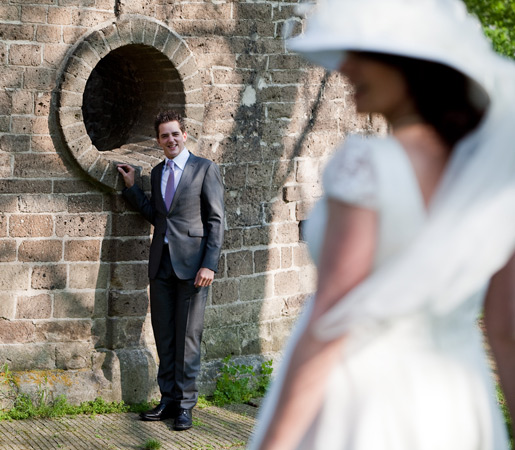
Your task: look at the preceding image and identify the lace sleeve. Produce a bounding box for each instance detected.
[322,135,378,209]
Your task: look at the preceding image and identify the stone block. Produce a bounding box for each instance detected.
[0,320,36,344]
[267,317,296,352]
[246,163,273,187]
[108,290,149,317]
[274,270,301,297]
[0,134,31,153]
[18,240,62,262]
[0,293,15,320]
[67,194,103,213]
[54,291,97,318]
[106,317,146,349]
[35,320,92,342]
[296,200,316,221]
[226,250,253,278]
[16,294,52,319]
[223,229,242,249]
[48,7,73,25]
[0,23,34,41]
[211,279,239,306]
[204,301,261,329]
[43,43,70,68]
[18,194,67,213]
[70,10,112,30]
[116,347,159,403]
[64,55,91,80]
[55,214,109,238]
[264,200,293,224]
[238,3,273,21]
[298,265,317,293]
[64,239,100,262]
[0,344,56,371]
[110,263,148,290]
[35,24,61,43]
[0,264,30,291]
[55,342,92,370]
[281,246,293,269]
[0,215,6,237]
[100,238,150,262]
[0,67,23,89]
[274,222,300,244]
[111,213,150,236]
[293,243,312,268]
[20,5,47,23]
[9,214,53,237]
[281,294,308,318]
[31,135,56,152]
[239,274,272,302]
[0,179,52,194]
[1,5,21,21]
[243,225,271,247]
[24,68,57,90]
[69,263,108,289]
[0,153,10,178]
[0,240,16,262]
[0,90,11,115]
[201,326,241,359]
[11,90,33,114]
[254,247,280,273]
[237,322,262,355]
[31,264,67,289]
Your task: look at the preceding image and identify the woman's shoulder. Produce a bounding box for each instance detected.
[322,134,391,209]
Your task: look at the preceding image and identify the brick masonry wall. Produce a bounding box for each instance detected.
[0,0,386,404]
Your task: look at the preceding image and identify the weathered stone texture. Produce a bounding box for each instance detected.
[0,0,385,404]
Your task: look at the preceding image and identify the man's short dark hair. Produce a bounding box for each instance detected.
[154,110,186,137]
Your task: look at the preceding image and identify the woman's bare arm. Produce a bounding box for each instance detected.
[484,251,515,437]
[257,199,377,450]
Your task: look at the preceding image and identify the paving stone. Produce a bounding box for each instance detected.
[0,404,258,450]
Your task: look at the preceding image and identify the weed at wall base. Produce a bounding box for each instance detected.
[212,356,273,407]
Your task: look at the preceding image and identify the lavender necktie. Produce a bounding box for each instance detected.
[164,160,175,210]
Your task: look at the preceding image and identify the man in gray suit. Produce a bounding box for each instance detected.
[117,110,224,430]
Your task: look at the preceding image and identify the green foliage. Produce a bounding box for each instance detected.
[212,356,273,407]
[496,385,514,446]
[0,365,159,421]
[196,395,213,409]
[463,0,515,59]
[143,438,162,450]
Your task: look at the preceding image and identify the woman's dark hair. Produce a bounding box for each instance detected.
[358,51,487,148]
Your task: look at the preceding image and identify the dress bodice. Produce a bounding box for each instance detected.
[304,135,487,343]
[305,135,426,268]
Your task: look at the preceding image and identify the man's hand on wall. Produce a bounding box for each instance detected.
[117,164,136,188]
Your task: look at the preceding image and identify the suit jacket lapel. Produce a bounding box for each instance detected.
[169,154,198,213]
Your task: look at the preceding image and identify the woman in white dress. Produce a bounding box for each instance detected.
[249,0,515,449]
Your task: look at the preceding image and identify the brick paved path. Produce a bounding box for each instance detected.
[0,404,257,450]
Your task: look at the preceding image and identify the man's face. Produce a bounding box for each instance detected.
[157,120,187,160]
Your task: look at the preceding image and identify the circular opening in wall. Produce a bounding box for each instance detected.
[82,44,185,151]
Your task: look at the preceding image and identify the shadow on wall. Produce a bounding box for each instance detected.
[26,3,384,405]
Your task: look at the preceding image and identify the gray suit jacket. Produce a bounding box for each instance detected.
[123,153,225,280]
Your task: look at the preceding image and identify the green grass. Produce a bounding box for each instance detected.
[143,438,162,450]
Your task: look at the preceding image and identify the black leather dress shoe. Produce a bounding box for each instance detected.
[173,408,193,430]
[139,403,178,421]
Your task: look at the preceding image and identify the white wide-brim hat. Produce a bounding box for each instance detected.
[288,0,502,99]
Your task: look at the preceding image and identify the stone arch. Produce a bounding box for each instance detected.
[55,16,204,191]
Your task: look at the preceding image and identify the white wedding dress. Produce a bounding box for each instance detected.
[249,134,511,450]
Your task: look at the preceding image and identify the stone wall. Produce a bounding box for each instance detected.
[0,0,386,404]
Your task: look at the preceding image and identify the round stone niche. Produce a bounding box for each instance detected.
[56,16,204,191]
